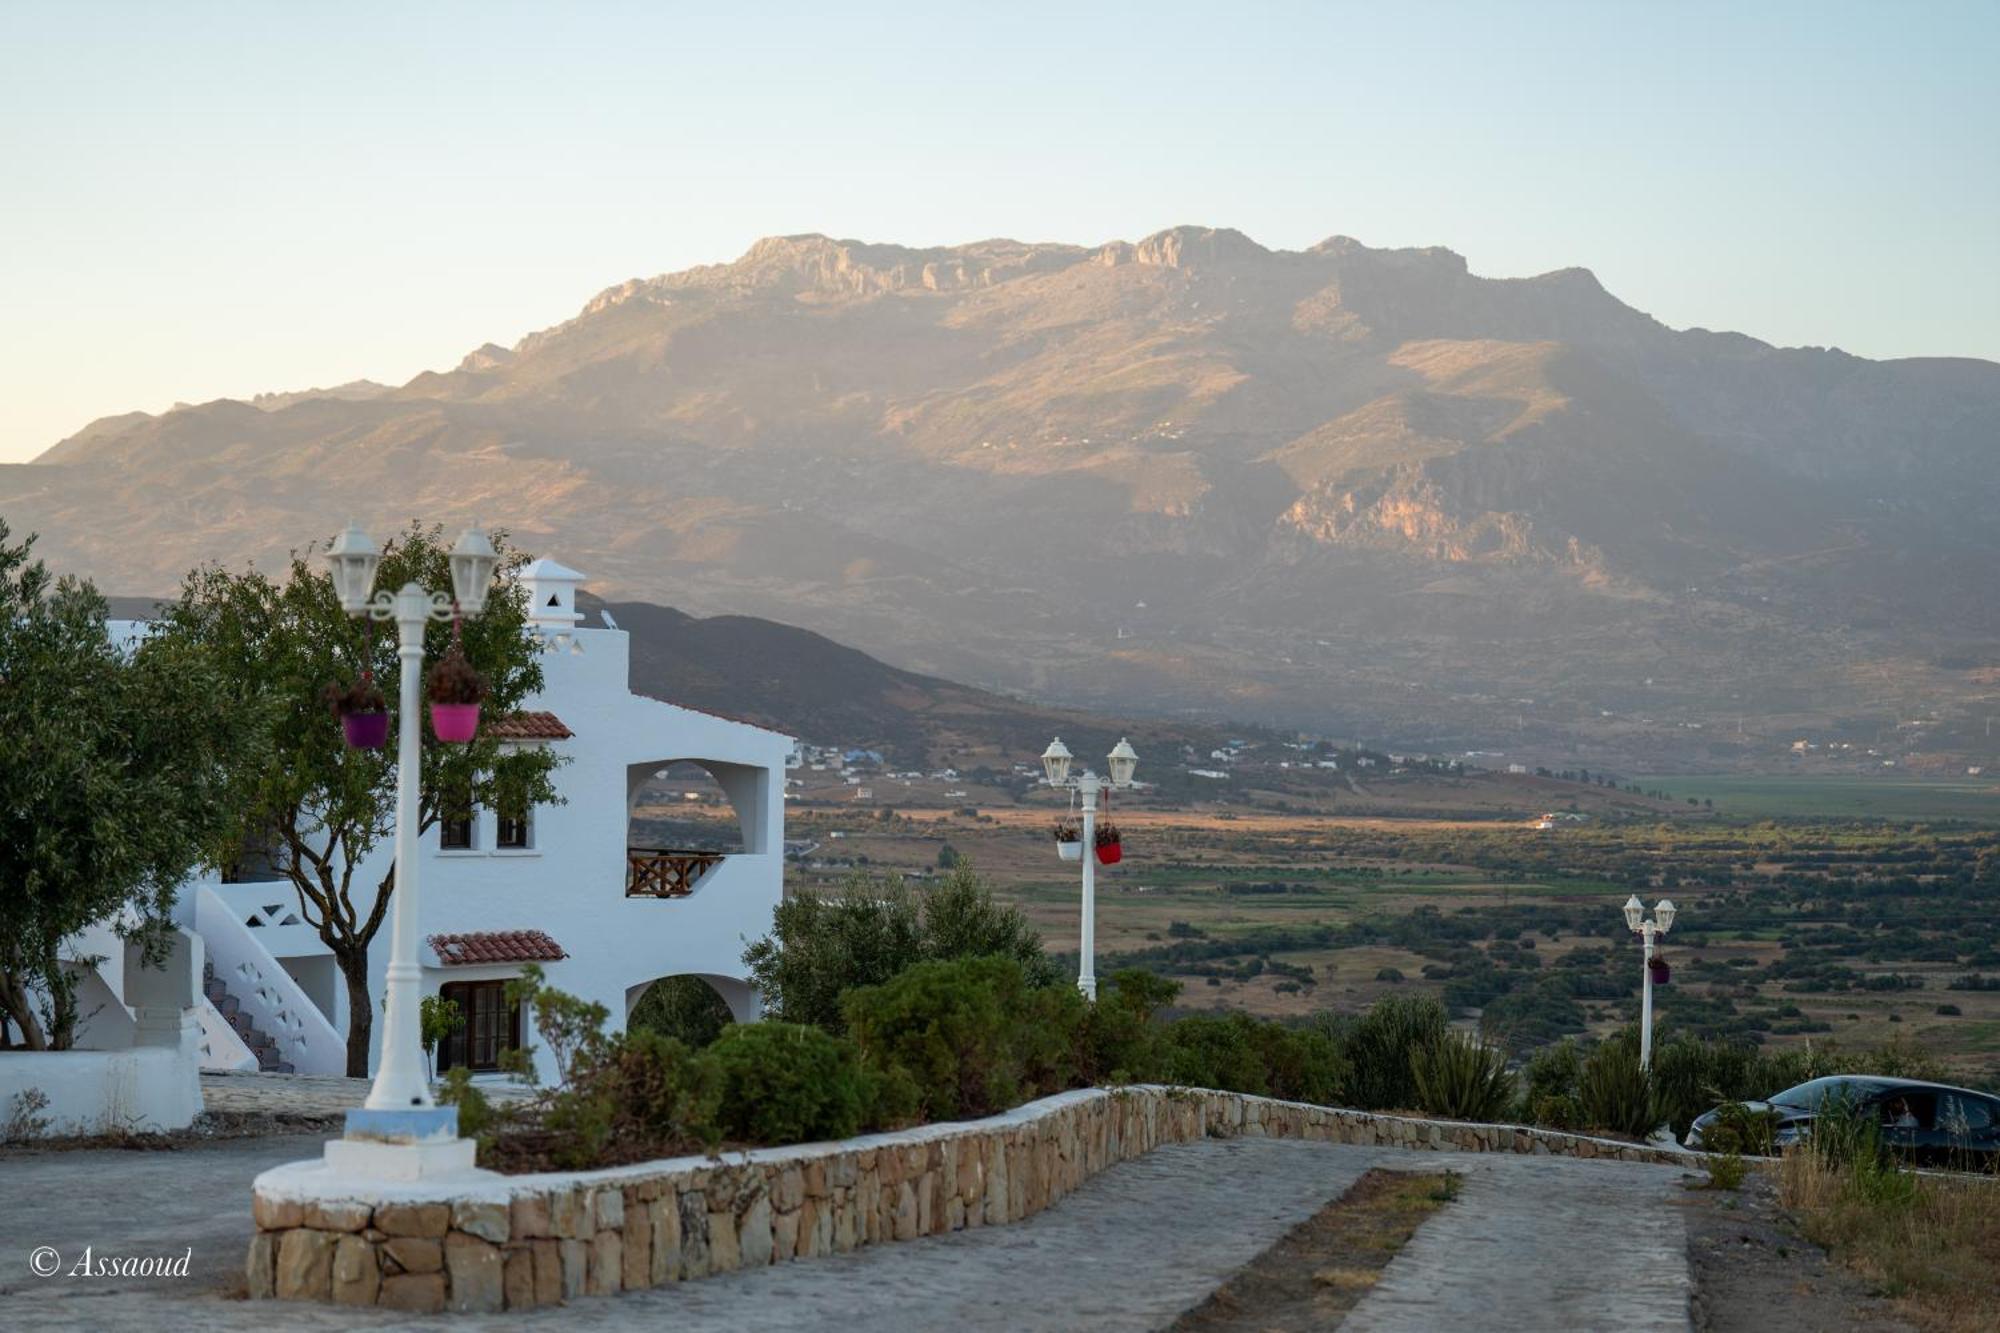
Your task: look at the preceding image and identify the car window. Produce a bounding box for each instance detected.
[1939,1095,1995,1135]
[1770,1077,1882,1111]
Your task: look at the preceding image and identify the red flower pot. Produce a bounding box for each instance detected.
[1096,842,1123,865]
[341,710,390,749]
[1648,958,1671,986]
[430,702,480,743]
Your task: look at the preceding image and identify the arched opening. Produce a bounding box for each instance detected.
[626,973,760,1042]
[625,758,771,898]
[630,761,750,854]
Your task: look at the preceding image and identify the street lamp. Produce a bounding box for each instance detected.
[321,523,499,1179]
[1623,894,1678,1072]
[1040,737,1137,1001]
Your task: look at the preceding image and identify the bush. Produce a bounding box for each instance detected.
[706,1021,868,1145]
[1700,1100,1781,1156]
[842,955,1085,1120]
[1339,994,1448,1111]
[744,864,1054,1032]
[1704,1152,1748,1190]
[1081,969,1179,1083]
[1519,1038,1581,1121]
[1578,1035,1657,1138]
[1156,1013,1273,1095]
[1411,1031,1515,1121]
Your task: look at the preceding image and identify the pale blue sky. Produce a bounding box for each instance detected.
[2,1,1994,461]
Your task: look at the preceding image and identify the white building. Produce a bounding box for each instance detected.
[155,558,791,1086]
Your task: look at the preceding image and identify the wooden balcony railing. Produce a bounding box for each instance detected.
[627,847,727,898]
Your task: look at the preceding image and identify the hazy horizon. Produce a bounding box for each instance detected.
[3,0,1996,462]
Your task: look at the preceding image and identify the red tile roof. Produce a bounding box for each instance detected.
[487,711,574,740]
[428,930,567,966]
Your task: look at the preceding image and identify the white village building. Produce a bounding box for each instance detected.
[147,559,790,1088]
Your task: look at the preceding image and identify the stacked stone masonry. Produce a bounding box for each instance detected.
[248,1086,1687,1311]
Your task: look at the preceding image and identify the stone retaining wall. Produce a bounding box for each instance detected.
[247,1086,1688,1312]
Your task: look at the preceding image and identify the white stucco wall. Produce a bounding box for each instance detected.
[0,1046,203,1136]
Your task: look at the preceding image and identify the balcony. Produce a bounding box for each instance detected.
[626,847,727,899]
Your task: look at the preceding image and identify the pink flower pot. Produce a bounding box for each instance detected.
[430,702,480,743]
[342,710,390,749]
[1096,842,1123,866]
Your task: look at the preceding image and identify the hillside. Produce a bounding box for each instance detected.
[9,226,2000,769]
[591,592,1218,767]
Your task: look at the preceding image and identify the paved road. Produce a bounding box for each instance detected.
[0,1134,1694,1331]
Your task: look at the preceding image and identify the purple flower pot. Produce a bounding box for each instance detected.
[342,711,390,749]
[430,702,480,743]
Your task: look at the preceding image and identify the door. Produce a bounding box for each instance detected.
[436,980,520,1074]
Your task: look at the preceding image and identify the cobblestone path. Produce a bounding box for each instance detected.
[0,1134,1693,1331]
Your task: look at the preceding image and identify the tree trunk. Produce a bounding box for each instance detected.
[336,947,374,1079]
[0,971,48,1051]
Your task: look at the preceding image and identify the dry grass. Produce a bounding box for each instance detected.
[1170,1170,1456,1331]
[1779,1152,2000,1332]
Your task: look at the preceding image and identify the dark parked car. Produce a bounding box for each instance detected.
[1685,1075,2000,1166]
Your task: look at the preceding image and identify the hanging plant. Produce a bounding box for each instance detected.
[1648,955,1671,986]
[1094,819,1124,865]
[322,671,389,750]
[1053,820,1083,862]
[426,639,488,744]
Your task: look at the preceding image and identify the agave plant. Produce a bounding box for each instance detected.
[1411,1030,1516,1122]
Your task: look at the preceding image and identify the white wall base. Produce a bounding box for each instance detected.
[0,1046,203,1137]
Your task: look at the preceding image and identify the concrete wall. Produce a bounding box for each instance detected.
[0,1046,203,1137]
[247,1085,1688,1312]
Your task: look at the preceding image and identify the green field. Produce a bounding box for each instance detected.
[1643,774,2000,822]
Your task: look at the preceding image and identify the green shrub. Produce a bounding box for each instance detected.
[1249,1022,1346,1105]
[744,864,1054,1033]
[707,1021,868,1145]
[1156,1012,1276,1096]
[1081,969,1180,1083]
[1701,1100,1781,1156]
[1578,1035,1658,1138]
[841,955,1084,1120]
[1531,1092,1582,1130]
[1339,994,1448,1111]
[1411,1031,1515,1121]
[1519,1038,1581,1122]
[1704,1152,1748,1191]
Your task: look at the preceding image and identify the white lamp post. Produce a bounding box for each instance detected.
[1040,737,1137,1001]
[1623,894,1677,1072]
[321,522,498,1178]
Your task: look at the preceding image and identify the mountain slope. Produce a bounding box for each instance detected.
[8,226,1999,765]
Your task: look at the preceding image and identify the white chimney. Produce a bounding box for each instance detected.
[521,557,585,627]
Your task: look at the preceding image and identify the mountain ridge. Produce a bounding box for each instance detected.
[8,225,1999,768]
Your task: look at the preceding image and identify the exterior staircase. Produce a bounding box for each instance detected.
[203,959,296,1073]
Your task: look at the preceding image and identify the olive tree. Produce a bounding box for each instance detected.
[0,519,254,1049]
[151,525,563,1075]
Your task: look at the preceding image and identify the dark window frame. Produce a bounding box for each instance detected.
[496,809,532,849]
[435,979,521,1074]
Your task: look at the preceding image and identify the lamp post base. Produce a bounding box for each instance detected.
[324,1105,483,1181]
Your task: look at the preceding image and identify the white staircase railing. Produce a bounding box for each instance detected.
[194,885,346,1075]
[196,997,259,1072]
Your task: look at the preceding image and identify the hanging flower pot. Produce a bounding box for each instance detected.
[1053,821,1083,862]
[1649,956,1671,986]
[322,672,389,750]
[1095,820,1124,865]
[426,642,489,745]
[343,710,391,748]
